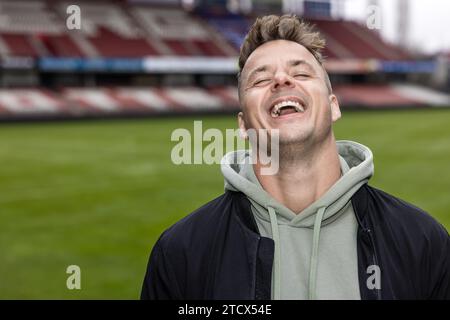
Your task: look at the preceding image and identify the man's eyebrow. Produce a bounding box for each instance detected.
[247,65,270,82]
[288,59,316,72]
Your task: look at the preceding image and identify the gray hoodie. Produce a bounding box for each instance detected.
[221,140,374,300]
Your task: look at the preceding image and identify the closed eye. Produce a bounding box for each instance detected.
[293,73,311,78]
[253,78,271,86]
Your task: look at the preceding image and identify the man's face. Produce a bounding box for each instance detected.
[238,39,341,146]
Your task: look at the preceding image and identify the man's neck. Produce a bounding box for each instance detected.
[253,136,341,214]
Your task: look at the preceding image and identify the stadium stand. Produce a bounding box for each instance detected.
[131,6,237,57]
[312,19,411,60]
[0,0,409,60]
[2,84,449,119]
[0,0,448,120]
[0,0,237,58]
[0,1,64,57]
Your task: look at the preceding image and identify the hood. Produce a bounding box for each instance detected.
[220,140,374,299]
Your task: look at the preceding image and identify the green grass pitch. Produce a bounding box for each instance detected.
[0,109,449,299]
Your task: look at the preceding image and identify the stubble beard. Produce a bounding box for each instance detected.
[276,123,333,167]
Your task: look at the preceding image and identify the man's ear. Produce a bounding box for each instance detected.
[329,94,341,122]
[238,112,248,140]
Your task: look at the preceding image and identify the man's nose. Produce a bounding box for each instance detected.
[271,71,295,91]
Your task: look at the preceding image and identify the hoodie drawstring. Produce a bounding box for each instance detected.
[308,206,326,300]
[269,205,327,300]
[268,206,281,300]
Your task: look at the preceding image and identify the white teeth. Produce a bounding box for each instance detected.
[271,100,304,117]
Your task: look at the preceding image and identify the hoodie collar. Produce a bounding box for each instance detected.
[221,140,374,228]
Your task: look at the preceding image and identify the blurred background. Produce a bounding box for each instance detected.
[0,0,449,299]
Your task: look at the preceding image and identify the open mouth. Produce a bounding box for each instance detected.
[270,100,305,118]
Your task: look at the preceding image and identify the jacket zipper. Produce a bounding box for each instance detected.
[352,198,382,300]
[365,227,382,300]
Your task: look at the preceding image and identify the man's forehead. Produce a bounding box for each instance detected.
[243,40,318,74]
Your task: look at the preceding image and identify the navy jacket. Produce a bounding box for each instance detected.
[141,184,450,300]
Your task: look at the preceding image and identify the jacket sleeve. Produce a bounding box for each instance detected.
[140,239,183,300]
[428,223,450,299]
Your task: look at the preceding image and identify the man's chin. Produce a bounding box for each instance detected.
[276,126,311,142]
[278,133,310,146]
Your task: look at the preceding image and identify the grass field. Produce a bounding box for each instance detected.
[1,109,450,299]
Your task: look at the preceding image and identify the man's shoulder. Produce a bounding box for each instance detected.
[156,191,249,252]
[363,184,448,239]
[361,186,449,299]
